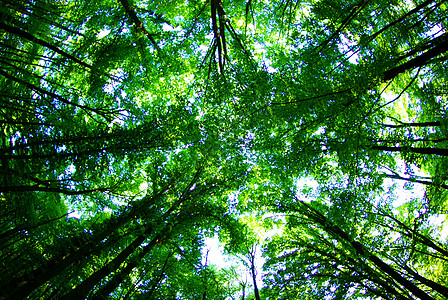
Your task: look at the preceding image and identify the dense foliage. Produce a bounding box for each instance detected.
[1,0,447,299]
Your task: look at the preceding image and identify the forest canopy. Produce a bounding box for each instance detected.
[1,0,448,299]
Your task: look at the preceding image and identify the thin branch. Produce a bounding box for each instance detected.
[118,0,162,54]
[0,20,92,69]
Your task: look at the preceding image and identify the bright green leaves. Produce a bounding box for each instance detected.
[1,0,448,299]
[264,193,448,299]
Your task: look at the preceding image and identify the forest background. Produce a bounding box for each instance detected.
[1,0,448,299]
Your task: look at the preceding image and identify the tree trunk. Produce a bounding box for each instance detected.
[371,145,448,156]
[0,19,92,69]
[118,0,161,52]
[381,213,448,259]
[251,263,261,300]
[0,185,109,195]
[309,244,407,299]
[382,121,440,128]
[247,247,261,300]
[91,235,167,299]
[0,212,70,242]
[383,173,448,190]
[383,33,448,81]
[0,69,114,120]
[58,181,197,299]
[60,226,154,300]
[240,281,246,300]
[367,0,436,47]
[299,201,435,300]
[402,264,448,296]
[2,190,167,299]
[137,252,173,300]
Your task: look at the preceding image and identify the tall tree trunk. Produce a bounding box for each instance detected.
[240,281,246,300]
[402,264,448,296]
[372,145,448,156]
[381,212,448,259]
[299,201,436,300]
[382,121,440,128]
[367,0,436,46]
[0,212,70,242]
[59,226,155,300]
[118,0,161,52]
[135,252,173,300]
[309,244,407,299]
[0,185,110,194]
[247,246,261,300]
[2,190,167,299]
[91,234,167,299]
[383,173,448,190]
[383,33,448,81]
[0,69,114,120]
[0,19,92,69]
[58,179,199,299]
[251,262,261,300]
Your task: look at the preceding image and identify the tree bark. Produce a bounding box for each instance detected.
[2,190,167,299]
[0,19,92,69]
[0,212,70,242]
[371,145,448,156]
[118,0,161,52]
[382,121,440,128]
[381,213,448,259]
[60,226,155,300]
[240,281,246,300]
[0,69,115,120]
[251,261,261,300]
[383,33,448,81]
[402,264,448,296]
[0,185,110,195]
[63,185,199,299]
[367,0,436,46]
[299,201,436,300]
[308,243,407,299]
[383,173,448,190]
[133,252,173,300]
[91,235,167,299]
[247,246,261,300]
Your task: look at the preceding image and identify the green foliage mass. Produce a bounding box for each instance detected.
[1,0,447,299]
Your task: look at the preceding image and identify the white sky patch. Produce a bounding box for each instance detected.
[428,214,448,241]
[68,210,83,219]
[294,176,319,201]
[198,44,208,55]
[162,23,174,31]
[338,34,359,64]
[203,218,277,290]
[424,23,444,38]
[97,29,110,39]
[203,235,233,268]
[264,59,278,73]
[266,65,277,73]
[139,181,148,192]
[381,158,428,207]
[108,110,128,128]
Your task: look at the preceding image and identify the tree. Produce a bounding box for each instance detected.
[263,193,448,299]
[1,0,448,298]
